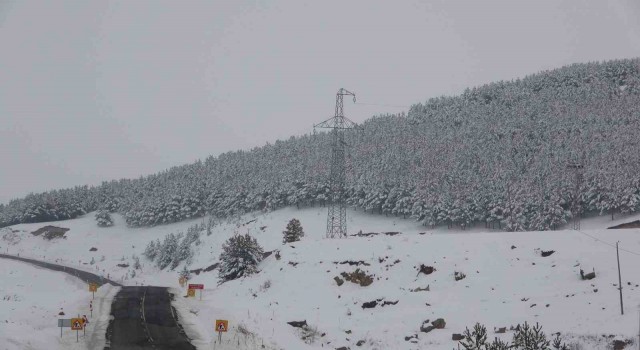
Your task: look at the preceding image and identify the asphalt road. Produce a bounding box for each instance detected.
[106,286,195,350]
[0,253,122,287]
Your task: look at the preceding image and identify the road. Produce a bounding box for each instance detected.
[0,254,195,349]
[106,286,195,350]
[0,253,122,287]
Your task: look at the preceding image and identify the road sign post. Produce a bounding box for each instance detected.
[189,284,204,300]
[89,283,98,299]
[71,317,83,342]
[215,320,228,343]
[58,319,71,338]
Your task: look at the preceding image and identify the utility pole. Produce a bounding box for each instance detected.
[314,88,360,238]
[617,241,624,315]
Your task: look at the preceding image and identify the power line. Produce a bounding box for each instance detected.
[354,102,411,108]
[573,228,640,257]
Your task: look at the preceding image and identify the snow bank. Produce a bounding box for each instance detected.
[0,258,119,349]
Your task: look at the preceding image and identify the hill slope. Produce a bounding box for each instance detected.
[3,208,640,349]
[2,58,640,232]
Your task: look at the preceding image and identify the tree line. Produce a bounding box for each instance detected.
[1,59,639,232]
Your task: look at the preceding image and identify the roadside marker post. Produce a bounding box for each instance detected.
[215,320,228,343]
[89,282,98,299]
[90,301,93,318]
[189,284,204,300]
[82,315,88,337]
[58,318,71,338]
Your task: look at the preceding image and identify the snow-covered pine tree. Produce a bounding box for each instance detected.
[143,240,158,261]
[282,218,304,244]
[179,265,191,282]
[218,233,264,282]
[459,323,487,350]
[172,232,195,270]
[511,322,550,350]
[156,233,179,270]
[133,255,142,270]
[95,210,114,227]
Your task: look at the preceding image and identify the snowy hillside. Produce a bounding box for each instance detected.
[0,259,119,350]
[3,207,640,349]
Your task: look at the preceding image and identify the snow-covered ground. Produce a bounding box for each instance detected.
[2,207,640,349]
[0,258,119,350]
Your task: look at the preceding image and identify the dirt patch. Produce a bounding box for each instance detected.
[31,226,69,240]
[189,262,219,275]
[333,260,371,266]
[609,220,640,229]
[351,231,402,237]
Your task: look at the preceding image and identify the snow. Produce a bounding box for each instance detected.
[3,207,640,349]
[0,258,119,350]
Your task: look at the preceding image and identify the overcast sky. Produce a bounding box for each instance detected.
[1,0,640,204]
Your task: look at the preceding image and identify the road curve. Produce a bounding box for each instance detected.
[0,253,122,286]
[0,254,195,349]
[106,286,195,350]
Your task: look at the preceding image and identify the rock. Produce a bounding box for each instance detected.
[511,245,517,249]
[362,300,378,309]
[356,340,365,346]
[340,269,374,287]
[416,264,436,276]
[116,263,129,268]
[89,247,98,252]
[411,285,430,292]
[452,333,464,341]
[613,340,627,350]
[287,320,307,328]
[431,318,446,329]
[336,347,350,350]
[420,322,435,333]
[334,276,344,286]
[495,327,506,334]
[541,250,555,257]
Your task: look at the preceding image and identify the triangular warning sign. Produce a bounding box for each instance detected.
[217,323,226,331]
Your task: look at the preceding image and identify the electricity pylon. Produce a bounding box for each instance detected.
[314,88,360,238]
[567,155,584,230]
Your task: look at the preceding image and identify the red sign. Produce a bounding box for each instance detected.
[188,284,204,290]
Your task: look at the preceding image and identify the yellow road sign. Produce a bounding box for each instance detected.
[71,318,83,330]
[89,283,98,292]
[215,319,228,332]
[187,288,195,297]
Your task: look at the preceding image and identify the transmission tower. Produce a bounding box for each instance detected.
[314,88,360,238]
[567,160,584,230]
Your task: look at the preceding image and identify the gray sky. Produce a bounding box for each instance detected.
[1,0,640,204]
